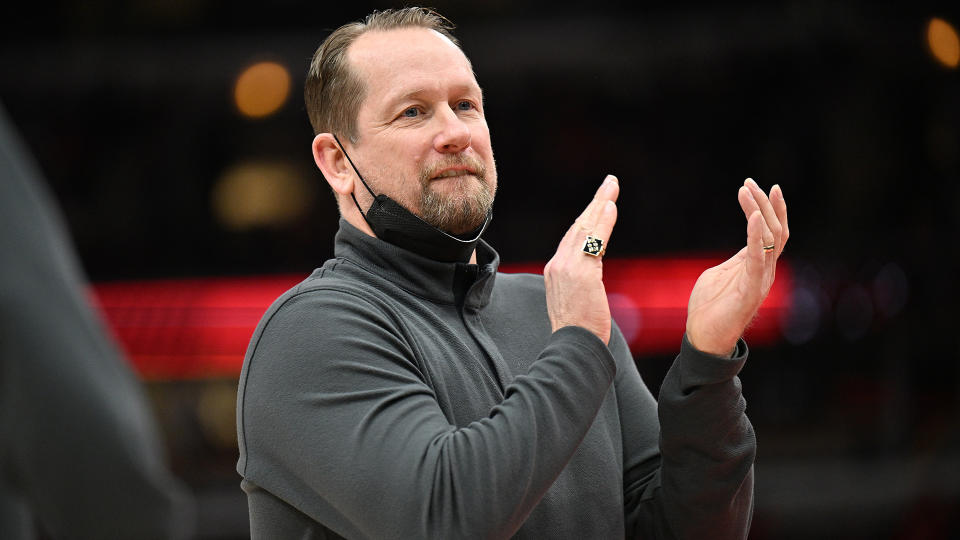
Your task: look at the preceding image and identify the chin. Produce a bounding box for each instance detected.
[431,174,481,192]
[424,202,491,236]
[419,174,494,234]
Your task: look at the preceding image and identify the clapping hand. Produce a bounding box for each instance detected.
[685,178,790,356]
[545,175,619,344]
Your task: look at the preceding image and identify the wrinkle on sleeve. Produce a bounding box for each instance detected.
[620,334,755,540]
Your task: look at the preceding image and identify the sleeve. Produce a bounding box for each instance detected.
[237,289,618,539]
[616,332,756,540]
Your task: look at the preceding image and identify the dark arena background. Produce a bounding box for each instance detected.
[2,1,959,538]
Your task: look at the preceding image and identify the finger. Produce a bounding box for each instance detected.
[745,210,765,284]
[573,197,602,233]
[739,183,774,247]
[738,185,758,222]
[770,184,789,255]
[565,175,619,246]
[575,175,619,228]
[590,200,618,253]
[744,178,780,249]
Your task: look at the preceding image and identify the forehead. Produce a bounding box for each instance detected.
[348,27,478,105]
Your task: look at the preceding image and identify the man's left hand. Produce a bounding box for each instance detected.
[685,178,790,356]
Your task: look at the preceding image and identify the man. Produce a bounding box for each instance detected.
[0,101,194,539]
[237,7,789,539]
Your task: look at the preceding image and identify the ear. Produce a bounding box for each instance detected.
[312,133,354,196]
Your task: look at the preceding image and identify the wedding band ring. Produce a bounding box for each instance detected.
[583,235,605,257]
[762,243,775,253]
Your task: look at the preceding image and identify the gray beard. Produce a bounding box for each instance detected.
[418,174,495,235]
[415,156,496,235]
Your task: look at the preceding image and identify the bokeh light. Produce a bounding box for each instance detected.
[197,379,241,450]
[782,287,820,345]
[873,262,909,318]
[927,18,960,68]
[212,160,313,230]
[608,292,642,345]
[836,284,873,342]
[233,61,292,118]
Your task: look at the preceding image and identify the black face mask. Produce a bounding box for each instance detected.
[333,135,492,263]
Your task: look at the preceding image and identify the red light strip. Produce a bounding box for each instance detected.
[92,257,792,380]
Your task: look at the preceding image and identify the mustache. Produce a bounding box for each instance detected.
[420,155,487,183]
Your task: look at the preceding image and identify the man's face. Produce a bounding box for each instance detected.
[345,27,497,235]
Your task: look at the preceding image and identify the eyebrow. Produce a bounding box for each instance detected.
[382,83,483,112]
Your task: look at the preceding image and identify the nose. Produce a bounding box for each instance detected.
[433,105,471,153]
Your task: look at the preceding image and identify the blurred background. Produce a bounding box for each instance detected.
[2,0,958,538]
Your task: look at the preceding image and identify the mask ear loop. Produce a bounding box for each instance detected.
[332,134,377,218]
[332,133,492,248]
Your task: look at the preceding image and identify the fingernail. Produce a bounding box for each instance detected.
[744,177,756,187]
[604,174,617,184]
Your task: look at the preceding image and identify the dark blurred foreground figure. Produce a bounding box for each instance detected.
[238,7,789,539]
[0,102,194,539]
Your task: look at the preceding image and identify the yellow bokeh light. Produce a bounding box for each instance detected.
[212,161,313,230]
[927,18,959,68]
[196,380,240,450]
[234,61,292,118]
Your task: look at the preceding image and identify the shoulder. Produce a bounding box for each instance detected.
[239,263,417,403]
[243,262,409,369]
[262,270,399,336]
[268,259,396,319]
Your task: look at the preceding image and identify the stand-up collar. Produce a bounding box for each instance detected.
[333,218,499,309]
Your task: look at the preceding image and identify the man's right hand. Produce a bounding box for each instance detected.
[544,175,619,344]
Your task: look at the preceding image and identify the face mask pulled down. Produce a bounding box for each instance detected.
[334,135,492,263]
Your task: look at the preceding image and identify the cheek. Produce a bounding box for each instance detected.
[411,155,429,180]
[478,135,497,175]
[472,127,494,158]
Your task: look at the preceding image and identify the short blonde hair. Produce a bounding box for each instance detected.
[304,7,460,142]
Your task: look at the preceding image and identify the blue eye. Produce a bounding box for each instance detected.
[456,101,474,111]
[402,107,419,118]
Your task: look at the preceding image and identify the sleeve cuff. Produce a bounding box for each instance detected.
[676,333,749,389]
[551,325,618,381]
